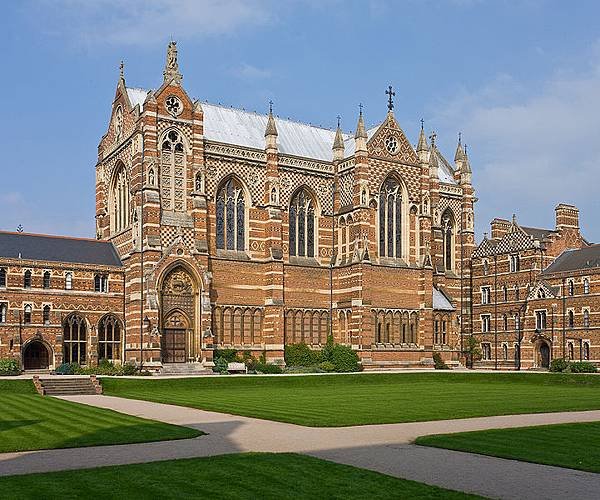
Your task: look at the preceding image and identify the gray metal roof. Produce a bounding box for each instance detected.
[0,232,122,267]
[521,226,554,241]
[543,245,600,274]
[433,287,455,311]
[126,87,148,110]
[434,149,458,185]
[201,103,352,161]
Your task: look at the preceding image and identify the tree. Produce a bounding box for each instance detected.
[464,335,481,369]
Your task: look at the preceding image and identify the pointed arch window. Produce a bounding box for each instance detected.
[379,176,403,258]
[584,278,590,294]
[23,304,32,324]
[0,267,5,288]
[110,164,130,233]
[568,310,574,328]
[583,309,590,328]
[43,271,51,289]
[289,188,316,258]
[441,210,455,271]
[160,130,186,213]
[43,305,51,325]
[63,314,87,365]
[24,270,32,289]
[216,177,246,251]
[98,315,121,361]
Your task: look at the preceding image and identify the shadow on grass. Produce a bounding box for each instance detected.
[0,420,41,432]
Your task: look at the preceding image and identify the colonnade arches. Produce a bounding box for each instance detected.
[373,309,418,345]
[212,306,264,345]
[285,309,329,345]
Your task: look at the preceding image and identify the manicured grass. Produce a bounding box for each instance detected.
[103,372,600,427]
[0,379,200,452]
[416,421,600,473]
[0,452,481,499]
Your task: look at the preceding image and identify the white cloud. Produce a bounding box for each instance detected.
[431,47,600,240]
[35,0,276,46]
[233,63,272,81]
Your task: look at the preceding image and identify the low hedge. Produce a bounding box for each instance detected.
[284,343,322,367]
[550,358,597,373]
[255,362,283,374]
[285,343,360,373]
[0,358,20,376]
[56,360,138,376]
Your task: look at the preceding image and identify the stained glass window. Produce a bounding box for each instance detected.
[289,189,316,258]
[379,177,403,258]
[216,177,246,251]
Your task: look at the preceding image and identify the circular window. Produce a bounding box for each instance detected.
[165,95,183,116]
[385,136,398,154]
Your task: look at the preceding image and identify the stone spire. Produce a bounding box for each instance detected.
[333,116,345,161]
[454,132,465,163]
[355,105,368,152]
[163,41,182,85]
[429,132,439,179]
[417,119,428,153]
[265,101,278,151]
[460,143,472,185]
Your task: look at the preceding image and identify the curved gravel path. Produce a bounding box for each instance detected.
[1,395,599,499]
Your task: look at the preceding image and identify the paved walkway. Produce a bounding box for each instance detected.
[1,396,599,499]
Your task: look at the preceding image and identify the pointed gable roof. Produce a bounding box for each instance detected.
[366,112,419,164]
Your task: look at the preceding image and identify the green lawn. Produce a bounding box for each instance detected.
[416,421,600,473]
[102,372,600,427]
[0,379,200,452]
[0,452,480,499]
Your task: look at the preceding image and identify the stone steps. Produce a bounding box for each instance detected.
[36,376,102,396]
[161,363,213,375]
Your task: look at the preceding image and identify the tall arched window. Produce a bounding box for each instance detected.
[583,309,590,328]
[23,304,32,324]
[43,271,51,289]
[43,305,51,325]
[379,176,404,258]
[289,188,316,258]
[24,270,32,289]
[441,209,455,271]
[160,129,186,213]
[568,280,574,296]
[110,164,130,233]
[584,278,590,294]
[63,314,87,364]
[216,177,246,251]
[65,272,73,290]
[98,315,121,361]
[568,310,574,328]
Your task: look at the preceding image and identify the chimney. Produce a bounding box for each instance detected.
[555,204,579,230]
[490,218,511,239]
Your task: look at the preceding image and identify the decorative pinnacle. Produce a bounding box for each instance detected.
[417,119,428,153]
[386,85,395,111]
[163,40,182,84]
[269,100,273,114]
[359,103,363,116]
[454,132,466,163]
[119,61,124,80]
[337,115,341,128]
[333,116,345,152]
[265,102,278,137]
[420,118,424,130]
[429,131,437,147]
[355,106,368,139]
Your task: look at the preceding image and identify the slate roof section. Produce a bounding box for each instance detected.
[543,245,600,274]
[521,226,554,241]
[0,232,123,267]
[433,287,455,311]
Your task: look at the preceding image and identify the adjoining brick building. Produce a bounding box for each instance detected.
[0,42,477,371]
[0,232,123,370]
[471,204,599,369]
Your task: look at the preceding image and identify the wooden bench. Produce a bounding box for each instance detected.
[227,362,247,374]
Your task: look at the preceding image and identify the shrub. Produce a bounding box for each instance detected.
[331,344,360,372]
[255,362,283,374]
[284,343,321,367]
[122,362,138,376]
[55,362,78,375]
[550,358,569,373]
[213,357,229,374]
[214,349,238,363]
[318,360,336,372]
[0,358,20,376]
[432,352,450,370]
[569,361,598,373]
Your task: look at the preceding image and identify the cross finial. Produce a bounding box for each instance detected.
[269,100,273,114]
[336,115,341,128]
[119,60,124,80]
[420,118,424,130]
[464,143,468,155]
[359,103,363,115]
[385,85,395,111]
[429,131,437,147]
[458,131,462,143]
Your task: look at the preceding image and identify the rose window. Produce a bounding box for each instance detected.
[385,136,398,154]
[165,95,182,116]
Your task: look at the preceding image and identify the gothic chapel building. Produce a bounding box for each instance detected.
[0,42,476,370]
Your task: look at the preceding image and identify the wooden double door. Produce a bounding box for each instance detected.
[162,328,187,363]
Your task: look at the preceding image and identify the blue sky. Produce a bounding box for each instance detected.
[2,0,600,241]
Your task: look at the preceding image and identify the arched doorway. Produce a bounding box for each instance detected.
[23,340,50,370]
[539,342,550,369]
[160,266,197,363]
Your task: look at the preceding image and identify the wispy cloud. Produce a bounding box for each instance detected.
[431,43,600,238]
[33,0,276,46]
[232,63,272,81]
